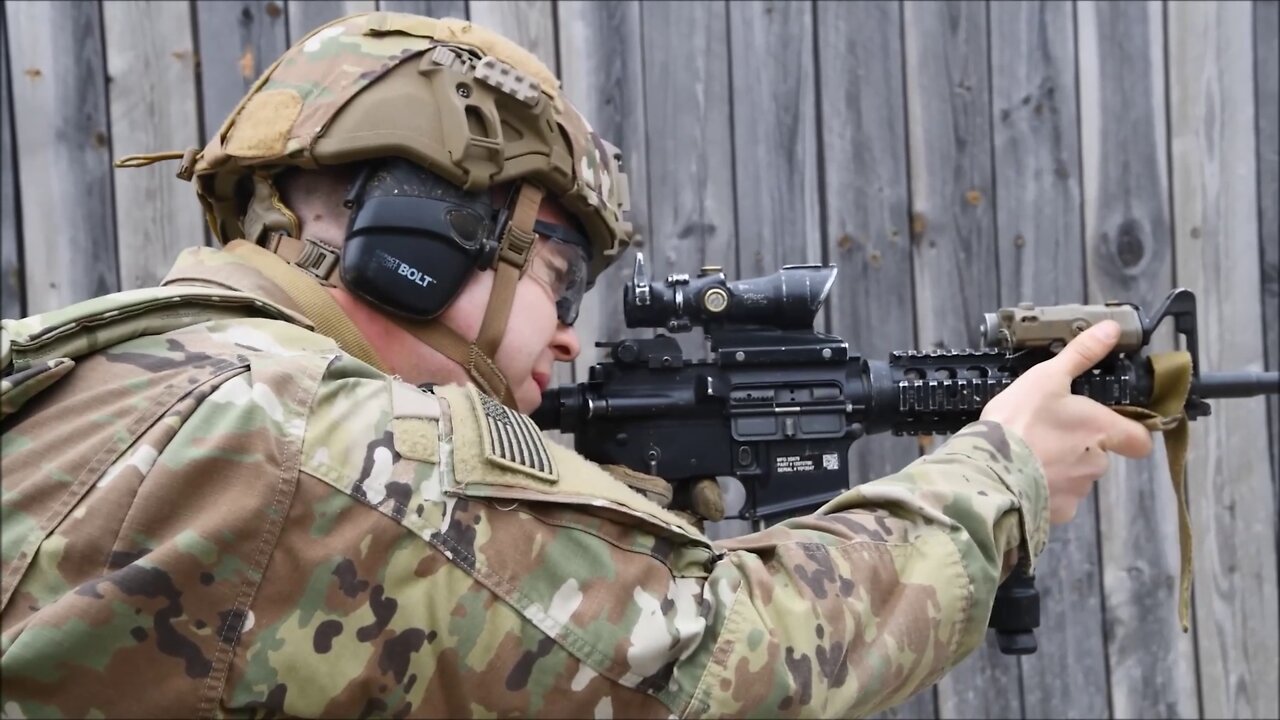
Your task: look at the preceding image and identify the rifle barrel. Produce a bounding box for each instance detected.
[1194,371,1280,398]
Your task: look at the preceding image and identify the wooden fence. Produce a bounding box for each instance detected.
[2,1,1277,718]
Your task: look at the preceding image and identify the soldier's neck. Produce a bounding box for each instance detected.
[326,285,471,388]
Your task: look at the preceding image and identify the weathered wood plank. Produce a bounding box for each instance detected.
[0,4,23,319]
[902,3,1018,717]
[1169,3,1279,717]
[1257,0,1280,571]
[989,3,1107,718]
[468,1,556,67]
[991,1,1086,307]
[640,0,735,359]
[194,1,289,143]
[377,1,468,21]
[5,0,118,312]
[556,1,648,387]
[902,0,1000,353]
[814,3,931,714]
[286,0,376,43]
[728,1,823,280]
[1077,2,1201,717]
[103,1,206,291]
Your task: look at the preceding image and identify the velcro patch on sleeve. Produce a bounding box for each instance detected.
[391,418,439,463]
[469,386,557,483]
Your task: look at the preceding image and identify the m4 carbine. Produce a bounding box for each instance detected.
[533,253,1280,655]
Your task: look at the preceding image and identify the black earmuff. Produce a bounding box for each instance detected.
[339,160,502,320]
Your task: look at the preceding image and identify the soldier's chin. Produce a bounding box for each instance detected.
[514,380,542,416]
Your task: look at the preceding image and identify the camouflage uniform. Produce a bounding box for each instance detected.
[1,245,1048,718]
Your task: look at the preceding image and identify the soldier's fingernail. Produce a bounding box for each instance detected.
[1099,321,1120,341]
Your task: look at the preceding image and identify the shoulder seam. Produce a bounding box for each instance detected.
[198,352,329,718]
[941,529,977,662]
[682,581,742,719]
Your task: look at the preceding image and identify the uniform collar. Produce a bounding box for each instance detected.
[159,244,309,320]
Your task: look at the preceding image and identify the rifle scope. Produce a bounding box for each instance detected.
[624,253,837,333]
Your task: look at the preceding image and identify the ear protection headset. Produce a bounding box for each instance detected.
[339,157,591,324]
[340,158,503,320]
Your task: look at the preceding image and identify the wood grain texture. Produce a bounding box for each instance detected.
[1078,2,1200,717]
[103,1,206,291]
[1257,0,1280,571]
[641,0,736,281]
[1169,3,1279,717]
[989,3,1107,718]
[378,1,468,20]
[903,3,1018,718]
[639,0,735,360]
[285,0,376,42]
[814,6,932,714]
[903,0,999,354]
[1,4,23,319]
[468,1,556,69]
[727,1,823,279]
[556,1,648,386]
[194,1,289,143]
[5,0,118,313]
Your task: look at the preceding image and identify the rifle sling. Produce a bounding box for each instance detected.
[1115,350,1194,632]
[224,240,390,373]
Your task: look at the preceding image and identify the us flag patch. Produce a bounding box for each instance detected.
[473,388,558,483]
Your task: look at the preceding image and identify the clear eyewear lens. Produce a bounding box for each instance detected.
[532,237,588,326]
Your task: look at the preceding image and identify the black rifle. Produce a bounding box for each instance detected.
[533,253,1280,655]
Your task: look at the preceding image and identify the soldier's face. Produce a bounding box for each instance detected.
[437,199,583,413]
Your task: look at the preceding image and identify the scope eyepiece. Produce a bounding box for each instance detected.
[623,253,837,332]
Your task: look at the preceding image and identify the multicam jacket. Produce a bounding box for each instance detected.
[0,245,1048,718]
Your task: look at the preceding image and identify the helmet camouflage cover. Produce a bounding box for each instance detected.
[191,11,632,283]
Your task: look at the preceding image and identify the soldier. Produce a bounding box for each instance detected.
[0,12,1152,718]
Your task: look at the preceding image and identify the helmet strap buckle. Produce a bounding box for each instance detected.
[494,180,544,273]
[498,225,536,270]
[294,238,341,282]
[265,232,341,286]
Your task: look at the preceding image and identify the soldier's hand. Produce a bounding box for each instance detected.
[673,478,726,528]
[601,465,724,531]
[980,320,1154,525]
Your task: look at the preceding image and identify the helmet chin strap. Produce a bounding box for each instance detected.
[261,180,545,410]
[400,181,545,408]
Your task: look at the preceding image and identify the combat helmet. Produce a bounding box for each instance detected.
[117,11,633,408]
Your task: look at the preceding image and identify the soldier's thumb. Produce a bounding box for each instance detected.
[1050,320,1122,379]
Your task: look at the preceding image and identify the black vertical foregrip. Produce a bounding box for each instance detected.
[990,571,1040,655]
